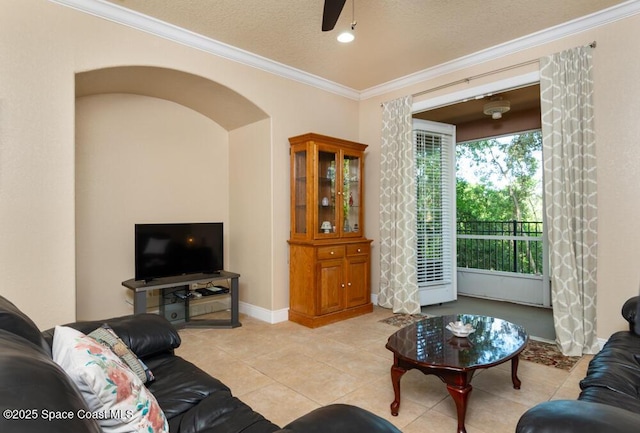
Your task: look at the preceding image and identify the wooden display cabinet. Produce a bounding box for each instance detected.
[288,133,373,328]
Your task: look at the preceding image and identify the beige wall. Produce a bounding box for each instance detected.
[0,0,358,329]
[75,94,229,319]
[229,119,275,312]
[359,14,640,340]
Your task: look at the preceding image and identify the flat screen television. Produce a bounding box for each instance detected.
[135,222,224,281]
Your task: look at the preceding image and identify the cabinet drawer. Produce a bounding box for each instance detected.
[347,243,369,256]
[317,246,345,260]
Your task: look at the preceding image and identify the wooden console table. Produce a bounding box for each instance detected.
[122,271,241,328]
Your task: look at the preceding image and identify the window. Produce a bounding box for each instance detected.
[413,120,456,303]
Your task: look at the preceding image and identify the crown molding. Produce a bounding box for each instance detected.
[360,0,640,100]
[49,0,361,100]
[51,0,640,102]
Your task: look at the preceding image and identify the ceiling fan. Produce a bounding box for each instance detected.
[322,0,347,31]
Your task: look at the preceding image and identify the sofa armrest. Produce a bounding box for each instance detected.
[276,404,401,433]
[622,296,639,333]
[43,313,181,359]
[0,330,101,433]
[517,400,640,433]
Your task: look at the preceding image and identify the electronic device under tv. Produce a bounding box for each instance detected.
[135,222,223,282]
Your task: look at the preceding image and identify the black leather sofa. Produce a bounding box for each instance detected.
[0,295,402,433]
[516,296,640,433]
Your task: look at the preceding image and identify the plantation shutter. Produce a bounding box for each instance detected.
[413,119,456,304]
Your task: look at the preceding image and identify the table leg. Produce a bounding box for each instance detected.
[133,290,147,315]
[446,384,472,433]
[511,355,522,389]
[229,276,240,327]
[390,364,406,416]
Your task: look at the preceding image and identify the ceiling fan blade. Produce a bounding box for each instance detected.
[322,0,347,31]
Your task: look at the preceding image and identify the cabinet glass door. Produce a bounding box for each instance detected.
[342,152,362,235]
[317,149,339,237]
[292,148,307,236]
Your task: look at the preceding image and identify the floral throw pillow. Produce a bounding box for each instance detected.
[52,325,168,433]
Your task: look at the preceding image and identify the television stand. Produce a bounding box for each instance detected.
[122,271,241,329]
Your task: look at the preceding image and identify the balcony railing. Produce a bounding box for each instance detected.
[456,220,543,275]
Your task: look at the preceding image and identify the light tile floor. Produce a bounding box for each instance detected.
[175,307,592,433]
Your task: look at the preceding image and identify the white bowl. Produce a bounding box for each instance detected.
[446,323,475,337]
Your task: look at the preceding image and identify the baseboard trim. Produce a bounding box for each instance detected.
[371,293,378,306]
[597,337,607,351]
[239,301,288,324]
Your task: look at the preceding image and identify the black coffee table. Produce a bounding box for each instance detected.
[385,314,528,433]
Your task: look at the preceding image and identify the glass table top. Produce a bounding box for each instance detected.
[386,314,528,369]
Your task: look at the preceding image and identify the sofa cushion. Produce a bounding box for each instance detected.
[170,392,280,433]
[143,353,233,420]
[516,400,640,433]
[281,404,402,433]
[0,329,101,433]
[0,296,49,351]
[88,324,154,383]
[52,325,169,433]
[143,353,282,433]
[578,331,640,413]
[579,386,640,414]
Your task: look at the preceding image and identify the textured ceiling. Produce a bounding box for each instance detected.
[105,0,625,90]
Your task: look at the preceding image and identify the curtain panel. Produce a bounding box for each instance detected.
[378,96,421,314]
[540,45,598,356]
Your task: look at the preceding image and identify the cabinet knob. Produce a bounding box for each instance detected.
[348,282,352,286]
[341,283,345,288]
[330,251,334,255]
[357,248,361,253]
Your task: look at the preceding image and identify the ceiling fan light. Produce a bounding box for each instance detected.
[337,31,355,43]
[483,100,511,120]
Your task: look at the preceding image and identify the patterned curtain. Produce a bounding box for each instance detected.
[378,96,421,314]
[540,46,599,356]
